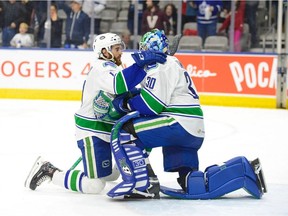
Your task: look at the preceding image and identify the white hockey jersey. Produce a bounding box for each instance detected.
[129,55,205,138]
[74,58,147,142]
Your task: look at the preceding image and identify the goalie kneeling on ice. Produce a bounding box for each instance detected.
[160,156,266,199]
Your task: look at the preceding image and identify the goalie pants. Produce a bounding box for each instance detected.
[128,115,204,172]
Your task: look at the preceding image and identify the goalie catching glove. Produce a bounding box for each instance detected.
[131,50,167,68]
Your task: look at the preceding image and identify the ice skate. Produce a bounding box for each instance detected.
[250,158,267,194]
[124,176,160,199]
[24,156,60,190]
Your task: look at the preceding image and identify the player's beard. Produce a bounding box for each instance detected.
[114,56,122,66]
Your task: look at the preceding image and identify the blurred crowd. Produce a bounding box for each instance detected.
[0,0,286,52]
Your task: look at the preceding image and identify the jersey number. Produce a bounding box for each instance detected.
[146,76,156,89]
[184,71,199,99]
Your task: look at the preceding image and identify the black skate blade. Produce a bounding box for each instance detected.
[124,193,159,199]
[24,156,43,189]
[124,189,160,199]
[251,158,267,193]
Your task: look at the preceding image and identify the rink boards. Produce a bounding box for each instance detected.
[0,48,286,108]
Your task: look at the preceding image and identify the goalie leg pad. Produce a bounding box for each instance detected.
[107,111,149,198]
[123,144,149,191]
[160,156,264,199]
[204,156,263,199]
[107,144,149,197]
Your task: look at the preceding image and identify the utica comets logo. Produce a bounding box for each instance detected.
[187,64,217,78]
[119,158,132,176]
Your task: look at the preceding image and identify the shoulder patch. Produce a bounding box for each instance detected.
[103,61,117,68]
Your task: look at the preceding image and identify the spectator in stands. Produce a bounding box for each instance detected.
[163,3,177,36]
[21,0,34,30]
[1,0,26,47]
[58,0,90,49]
[42,3,63,48]
[10,22,34,48]
[181,0,197,29]
[218,0,231,23]
[0,2,3,33]
[82,0,106,35]
[218,0,245,52]
[128,0,145,35]
[141,0,170,35]
[245,0,259,48]
[193,0,223,44]
[121,29,133,49]
[32,1,48,47]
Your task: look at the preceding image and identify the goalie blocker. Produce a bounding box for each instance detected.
[161,156,267,199]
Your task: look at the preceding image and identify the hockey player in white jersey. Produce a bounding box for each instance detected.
[24,32,167,194]
[107,29,267,199]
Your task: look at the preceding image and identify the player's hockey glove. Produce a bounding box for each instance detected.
[112,88,140,114]
[131,50,167,68]
[93,90,124,122]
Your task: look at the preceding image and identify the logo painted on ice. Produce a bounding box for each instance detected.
[119,158,132,176]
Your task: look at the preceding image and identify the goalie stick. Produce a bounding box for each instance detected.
[169,34,182,56]
[70,156,82,170]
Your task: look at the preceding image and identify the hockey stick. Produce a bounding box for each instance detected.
[169,34,182,56]
[70,156,82,170]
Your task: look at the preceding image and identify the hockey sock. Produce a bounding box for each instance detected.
[64,170,85,192]
[52,170,85,192]
[52,170,106,194]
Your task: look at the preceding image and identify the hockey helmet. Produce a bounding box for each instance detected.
[93,33,126,60]
[139,29,170,54]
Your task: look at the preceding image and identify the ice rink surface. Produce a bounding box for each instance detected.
[1,99,287,216]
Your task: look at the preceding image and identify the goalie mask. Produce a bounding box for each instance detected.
[139,29,170,55]
[93,33,126,64]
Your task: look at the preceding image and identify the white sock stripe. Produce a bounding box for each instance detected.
[76,171,82,192]
[66,171,72,190]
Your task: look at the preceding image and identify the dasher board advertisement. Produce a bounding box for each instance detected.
[0,49,284,107]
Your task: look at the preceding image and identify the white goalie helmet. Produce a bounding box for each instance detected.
[93,33,125,60]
